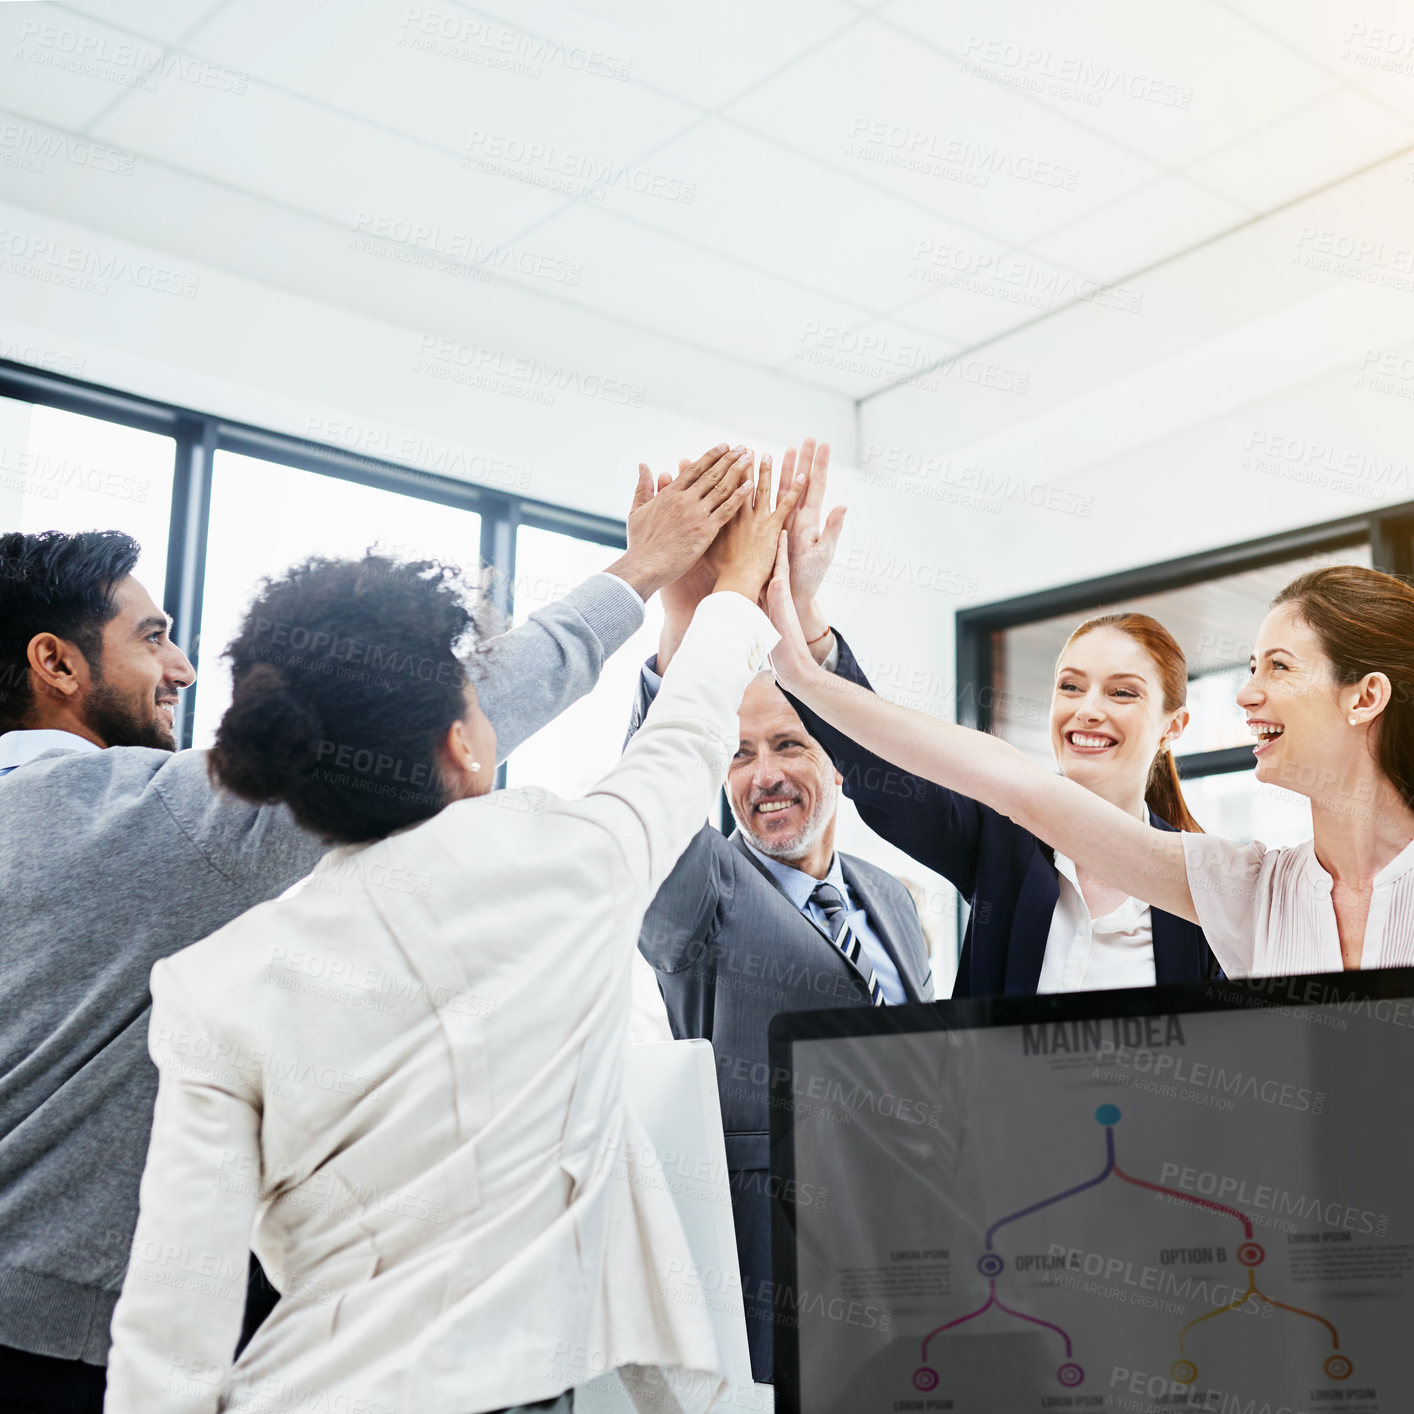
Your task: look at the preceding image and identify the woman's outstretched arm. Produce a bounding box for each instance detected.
[765,536,1199,925]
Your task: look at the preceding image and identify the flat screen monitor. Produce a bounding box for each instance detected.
[769,971,1414,1414]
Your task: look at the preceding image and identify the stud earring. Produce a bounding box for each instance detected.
[470,762,483,772]
[1348,717,1357,727]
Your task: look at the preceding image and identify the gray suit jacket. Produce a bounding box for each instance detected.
[641,828,934,1166]
[628,657,934,1382]
[0,573,643,1365]
[627,660,934,1167]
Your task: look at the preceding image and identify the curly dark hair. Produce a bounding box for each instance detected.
[0,529,142,731]
[209,553,488,844]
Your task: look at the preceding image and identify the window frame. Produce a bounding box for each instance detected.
[0,356,627,778]
[955,507,1414,778]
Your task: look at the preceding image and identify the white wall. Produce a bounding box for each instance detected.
[858,157,1414,610]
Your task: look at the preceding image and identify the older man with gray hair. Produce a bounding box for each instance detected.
[625,441,934,1384]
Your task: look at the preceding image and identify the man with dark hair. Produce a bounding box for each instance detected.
[0,529,187,755]
[0,443,753,1412]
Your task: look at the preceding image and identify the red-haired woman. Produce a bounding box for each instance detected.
[771,441,1214,996]
[774,553,1414,980]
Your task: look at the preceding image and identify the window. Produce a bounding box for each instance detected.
[503,523,663,796]
[0,395,173,588]
[192,451,481,747]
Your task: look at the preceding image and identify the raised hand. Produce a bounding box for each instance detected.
[779,438,845,646]
[764,534,820,692]
[658,457,721,625]
[609,444,754,601]
[712,454,805,605]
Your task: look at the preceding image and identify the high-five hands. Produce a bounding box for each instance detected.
[712,456,805,605]
[779,438,845,657]
[764,536,819,693]
[609,444,755,601]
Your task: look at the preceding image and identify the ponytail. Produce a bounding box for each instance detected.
[1146,747,1203,834]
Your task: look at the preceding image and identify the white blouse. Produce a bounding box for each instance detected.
[1036,851,1156,992]
[1181,832,1414,977]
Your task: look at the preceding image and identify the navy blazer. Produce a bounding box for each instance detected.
[785,630,1218,996]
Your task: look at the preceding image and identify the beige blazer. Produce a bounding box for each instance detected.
[105,591,778,1414]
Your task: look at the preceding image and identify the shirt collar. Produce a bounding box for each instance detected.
[740,834,845,910]
[1302,834,1414,893]
[0,729,102,774]
[0,728,102,774]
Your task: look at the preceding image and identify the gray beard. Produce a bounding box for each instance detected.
[733,786,837,863]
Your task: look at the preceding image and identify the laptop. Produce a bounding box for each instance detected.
[769,970,1414,1414]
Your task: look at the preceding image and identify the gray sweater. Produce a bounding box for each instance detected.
[0,574,642,1364]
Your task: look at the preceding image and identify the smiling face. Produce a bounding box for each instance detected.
[727,677,842,868]
[1049,625,1186,806]
[1237,602,1347,793]
[77,576,195,750]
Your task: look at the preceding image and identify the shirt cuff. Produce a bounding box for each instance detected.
[821,633,841,674]
[597,569,646,612]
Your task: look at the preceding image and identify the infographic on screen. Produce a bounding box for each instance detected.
[783,999,1414,1414]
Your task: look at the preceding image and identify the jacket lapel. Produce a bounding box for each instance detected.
[1004,844,1061,995]
[728,832,876,1002]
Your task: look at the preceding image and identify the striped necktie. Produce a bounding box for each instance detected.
[809,882,886,1006]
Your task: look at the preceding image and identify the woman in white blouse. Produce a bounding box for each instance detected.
[768,556,1414,980]
[105,453,799,1414]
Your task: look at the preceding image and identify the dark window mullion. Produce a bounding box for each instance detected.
[164,417,216,750]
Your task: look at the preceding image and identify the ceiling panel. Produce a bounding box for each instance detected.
[91,79,560,252]
[1181,88,1414,209]
[526,203,877,375]
[177,0,700,169]
[726,16,1163,249]
[0,4,157,131]
[881,0,1339,169]
[588,117,991,315]
[62,0,223,46]
[881,240,1130,349]
[0,0,1408,408]
[460,0,863,110]
[784,315,964,397]
[1027,174,1250,282]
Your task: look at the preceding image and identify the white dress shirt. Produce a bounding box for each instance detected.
[1182,832,1414,977]
[0,728,100,775]
[105,591,779,1414]
[1035,851,1156,992]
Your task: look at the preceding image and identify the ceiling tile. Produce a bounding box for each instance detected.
[782,315,963,397]
[459,0,862,110]
[91,80,561,251]
[881,0,1339,168]
[0,4,163,130]
[588,117,989,315]
[180,0,700,166]
[1181,88,1414,209]
[524,203,873,372]
[1027,174,1249,282]
[883,240,1131,347]
[727,16,1162,248]
[63,0,222,46]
